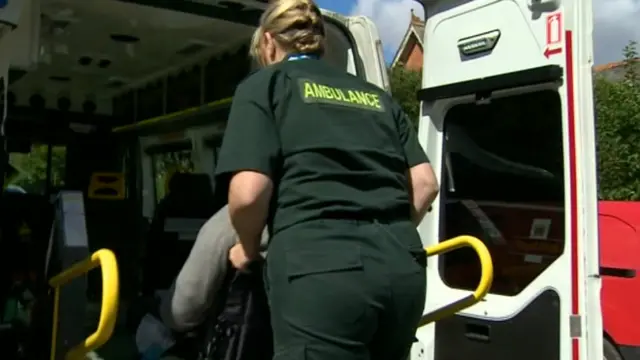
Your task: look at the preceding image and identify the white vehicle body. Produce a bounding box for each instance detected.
[411,0,602,359]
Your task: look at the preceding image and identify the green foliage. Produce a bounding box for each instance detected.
[151,150,194,201]
[622,41,639,84]
[8,145,66,193]
[596,40,640,200]
[388,66,421,128]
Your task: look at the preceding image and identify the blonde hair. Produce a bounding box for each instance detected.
[250,0,325,63]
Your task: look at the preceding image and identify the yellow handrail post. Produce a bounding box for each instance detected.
[419,235,494,327]
[48,249,120,360]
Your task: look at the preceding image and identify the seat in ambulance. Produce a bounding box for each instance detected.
[142,172,219,295]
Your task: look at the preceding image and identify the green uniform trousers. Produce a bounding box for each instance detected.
[266,219,426,360]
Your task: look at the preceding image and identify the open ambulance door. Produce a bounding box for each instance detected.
[412,1,602,360]
[343,14,390,92]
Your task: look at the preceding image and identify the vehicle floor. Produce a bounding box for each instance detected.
[83,301,138,360]
[82,302,188,360]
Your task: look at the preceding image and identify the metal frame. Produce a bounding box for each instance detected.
[44,191,120,360]
[420,236,493,326]
[49,249,119,360]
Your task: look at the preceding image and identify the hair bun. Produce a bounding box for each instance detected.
[250,0,326,61]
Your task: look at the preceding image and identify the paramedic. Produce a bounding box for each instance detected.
[215,1,440,359]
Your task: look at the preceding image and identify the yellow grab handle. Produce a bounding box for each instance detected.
[419,235,493,327]
[49,249,120,360]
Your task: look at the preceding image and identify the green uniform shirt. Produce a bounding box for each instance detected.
[215,58,428,234]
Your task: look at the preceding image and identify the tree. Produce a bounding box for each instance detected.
[8,145,66,193]
[389,66,422,128]
[622,40,639,84]
[595,40,640,200]
[152,149,194,200]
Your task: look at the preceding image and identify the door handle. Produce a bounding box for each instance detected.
[464,322,490,342]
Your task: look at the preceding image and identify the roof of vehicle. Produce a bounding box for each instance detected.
[8,1,352,115]
[10,0,255,111]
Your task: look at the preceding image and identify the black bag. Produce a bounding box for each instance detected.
[198,259,273,360]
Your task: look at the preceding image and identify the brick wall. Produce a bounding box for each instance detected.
[404,40,424,72]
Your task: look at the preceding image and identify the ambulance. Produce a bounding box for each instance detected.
[0,0,601,359]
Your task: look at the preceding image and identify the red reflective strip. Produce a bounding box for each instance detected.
[564,29,580,360]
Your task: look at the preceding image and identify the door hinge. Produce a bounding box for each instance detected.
[570,314,582,338]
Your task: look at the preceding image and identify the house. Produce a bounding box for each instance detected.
[593,59,640,81]
[390,10,424,71]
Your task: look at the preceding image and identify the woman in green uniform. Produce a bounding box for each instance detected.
[216,1,439,359]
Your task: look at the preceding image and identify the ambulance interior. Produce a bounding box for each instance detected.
[0,0,362,357]
[441,90,566,296]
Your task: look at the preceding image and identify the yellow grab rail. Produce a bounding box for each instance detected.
[48,249,120,360]
[419,235,493,326]
[111,97,233,133]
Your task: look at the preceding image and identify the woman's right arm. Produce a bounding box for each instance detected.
[407,162,439,225]
[394,103,439,225]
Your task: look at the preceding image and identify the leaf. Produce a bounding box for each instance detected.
[389,66,421,128]
[596,40,640,200]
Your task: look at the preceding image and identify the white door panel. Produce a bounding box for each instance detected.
[414,0,600,359]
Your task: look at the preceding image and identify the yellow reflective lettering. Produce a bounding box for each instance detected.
[366,93,381,109]
[329,87,341,100]
[355,91,368,104]
[312,83,322,98]
[348,90,362,104]
[329,88,336,99]
[298,79,383,111]
[304,82,316,98]
[321,85,334,99]
[336,89,349,102]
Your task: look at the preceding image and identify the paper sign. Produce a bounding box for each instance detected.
[529,218,552,240]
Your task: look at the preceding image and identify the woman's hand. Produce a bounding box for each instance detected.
[229,243,256,272]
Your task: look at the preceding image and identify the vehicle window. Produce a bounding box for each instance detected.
[6,145,67,195]
[440,90,564,296]
[150,147,194,203]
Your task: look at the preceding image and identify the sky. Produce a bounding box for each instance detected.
[316,0,640,66]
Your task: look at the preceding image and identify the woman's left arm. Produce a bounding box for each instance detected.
[228,171,272,259]
[215,71,281,262]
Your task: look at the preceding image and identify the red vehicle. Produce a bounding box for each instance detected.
[599,201,640,360]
